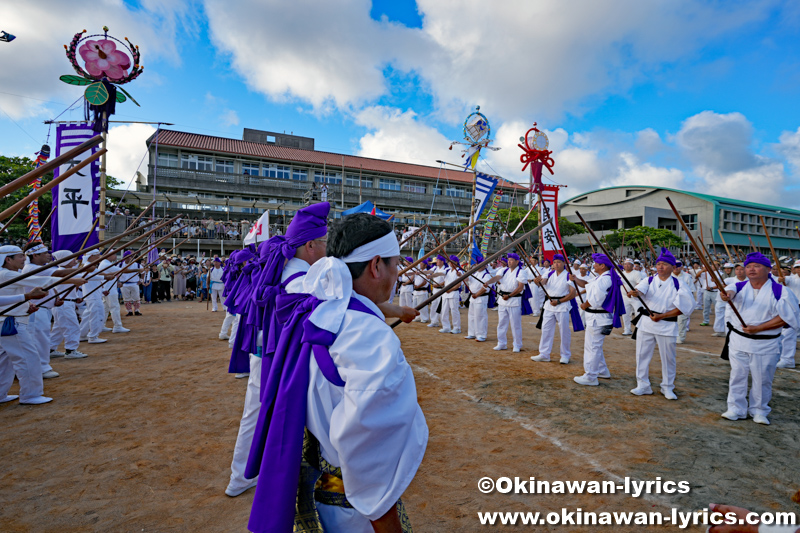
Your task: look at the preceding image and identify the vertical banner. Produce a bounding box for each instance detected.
[51,123,99,252]
[539,184,561,262]
[473,172,498,222]
[480,192,501,258]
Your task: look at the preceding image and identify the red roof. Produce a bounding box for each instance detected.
[148,129,525,190]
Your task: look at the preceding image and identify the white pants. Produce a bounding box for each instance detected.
[538,310,571,361]
[413,291,429,322]
[532,287,545,314]
[399,291,413,308]
[622,298,636,334]
[102,291,123,328]
[229,355,261,490]
[120,285,139,303]
[79,297,104,339]
[779,327,797,367]
[702,291,716,323]
[713,299,727,333]
[221,312,237,338]
[0,321,44,401]
[30,308,53,373]
[211,288,224,312]
[727,350,780,417]
[441,297,461,331]
[51,301,80,351]
[429,296,442,326]
[677,314,688,343]
[496,305,522,350]
[467,296,488,339]
[582,325,609,380]
[635,330,677,392]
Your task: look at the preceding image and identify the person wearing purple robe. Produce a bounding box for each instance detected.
[224,202,331,498]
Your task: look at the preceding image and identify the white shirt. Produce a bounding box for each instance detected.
[79,261,104,300]
[724,277,800,354]
[675,271,696,295]
[306,292,428,524]
[497,266,528,308]
[99,258,122,292]
[398,271,414,294]
[584,272,614,327]
[620,269,643,300]
[467,270,491,300]
[122,262,140,285]
[698,270,722,292]
[442,267,460,300]
[782,274,800,301]
[0,268,59,320]
[21,263,57,309]
[633,274,695,337]
[541,269,572,314]
[209,267,224,289]
[413,269,429,291]
[282,257,310,294]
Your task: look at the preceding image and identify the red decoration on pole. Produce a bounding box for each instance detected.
[518,123,555,175]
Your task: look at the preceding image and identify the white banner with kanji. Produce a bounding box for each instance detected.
[539,185,561,262]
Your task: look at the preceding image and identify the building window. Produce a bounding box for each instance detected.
[314,171,341,184]
[681,214,697,231]
[157,153,178,168]
[446,186,466,198]
[215,159,234,174]
[181,154,213,171]
[403,182,426,194]
[264,164,291,179]
[433,186,442,196]
[500,193,511,203]
[292,168,308,181]
[345,174,373,188]
[379,178,401,191]
[625,189,646,197]
[242,162,260,176]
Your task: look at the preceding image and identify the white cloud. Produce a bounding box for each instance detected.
[220,109,240,127]
[0,0,193,118]
[676,111,757,174]
[106,123,156,190]
[355,106,452,166]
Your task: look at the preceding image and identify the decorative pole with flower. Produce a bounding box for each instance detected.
[60,25,143,240]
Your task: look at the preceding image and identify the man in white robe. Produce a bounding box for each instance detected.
[719,252,800,425]
[98,251,133,334]
[487,253,529,353]
[411,260,430,323]
[78,250,116,344]
[674,261,697,344]
[627,248,695,400]
[439,255,462,334]
[209,258,225,312]
[531,254,577,364]
[777,259,800,369]
[426,255,447,328]
[620,258,643,336]
[397,258,415,309]
[465,254,492,342]
[48,251,87,359]
[712,263,735,337]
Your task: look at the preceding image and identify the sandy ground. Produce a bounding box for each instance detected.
[1,300,799,532]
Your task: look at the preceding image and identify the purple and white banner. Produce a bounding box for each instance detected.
[50,123,100,253]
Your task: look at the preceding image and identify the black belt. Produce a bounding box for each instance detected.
[498,290,522,298]
[721,321,782,360]
[631,309,678,339]
[584,308,609,314]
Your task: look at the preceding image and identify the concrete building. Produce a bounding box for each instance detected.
[559,185,800,257]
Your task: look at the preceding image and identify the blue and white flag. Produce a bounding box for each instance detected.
[50,123,99,253]
[473,172,498,221]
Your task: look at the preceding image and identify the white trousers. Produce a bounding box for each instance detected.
[582,325,609,380]
[532,287,545,314]
[538,310,571,360]
[779,327,797,367]
[635,330,677,392]
[622,299,636,334]
[51,301,80,351]
[79,297,104,339]
[677,314,688,343]
[221,311,237,338]
[496,305,522,350]
[413,292,429,322]
[727,350,780,417]
[702,291,716,323]
[120,285,139,302]
[441,297,461,331]
[467,296,488,339]
[102,291,123,328]
[211,288,224,312]
[399,291,413,308]
[229,355,261,489]
[429,296,442,326]
[30,308,53,373]
[0,321,44,401]
[713,299,727,333]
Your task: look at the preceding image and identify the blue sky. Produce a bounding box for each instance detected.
[1,0,800,206]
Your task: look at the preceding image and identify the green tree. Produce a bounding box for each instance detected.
[0,155,53,242]
[602,226,683,251]
[106,174,124,189]
[487,206,586,238]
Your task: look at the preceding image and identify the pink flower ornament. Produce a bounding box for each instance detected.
[78,39,131,81]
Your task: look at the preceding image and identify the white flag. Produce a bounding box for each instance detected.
[244,211,270,245]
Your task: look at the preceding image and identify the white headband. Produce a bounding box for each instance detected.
[340,231,400,263]
[52,250,72,261]
[0,245,23,266]
[25,244,48,255]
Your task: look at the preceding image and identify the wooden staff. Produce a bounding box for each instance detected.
[397,219,482,276]
[390,217,553,328]
[586,234,596,253]
[665,197,746,326]
[496,215,552,300]
[0,148,106,222]
[119,237,190,286]
[717,229,735,262]
[574,211,652,314]
[0,218,164,291]
[748,235,757,253]
[0,135,102,198]
[758,216,783,275]
[644,236,658,261]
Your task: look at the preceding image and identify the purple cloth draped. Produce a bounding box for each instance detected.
[246,293,380,532]
[600,269,626,329]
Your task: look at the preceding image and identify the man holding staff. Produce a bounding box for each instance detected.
[530,253,578,364]
[719,252,799,425]
[626,248,695,400]
[465,251,492,342]
[486,253,530,353]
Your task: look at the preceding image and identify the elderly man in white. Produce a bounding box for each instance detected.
[530,253,578,364]
[626,249,695,400]
[486,253,530,353]
[719,252,800,425]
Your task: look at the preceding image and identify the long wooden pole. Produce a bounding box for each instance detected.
[748,235,757,253]
[717,229,734,261]
[495,217,551,300]
[397,219,481,276]
[389,217,553,328]
[758,216,783,275]
[575,211,652,313]
[0,135,103,199]
[119,237,191,287]
[665,197,746,326]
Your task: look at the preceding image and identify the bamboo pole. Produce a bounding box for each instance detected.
[717,229,735,262]
[759,216,783,275]
[397,219,482,276]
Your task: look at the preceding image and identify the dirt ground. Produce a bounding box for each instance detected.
[1,300,799,532]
